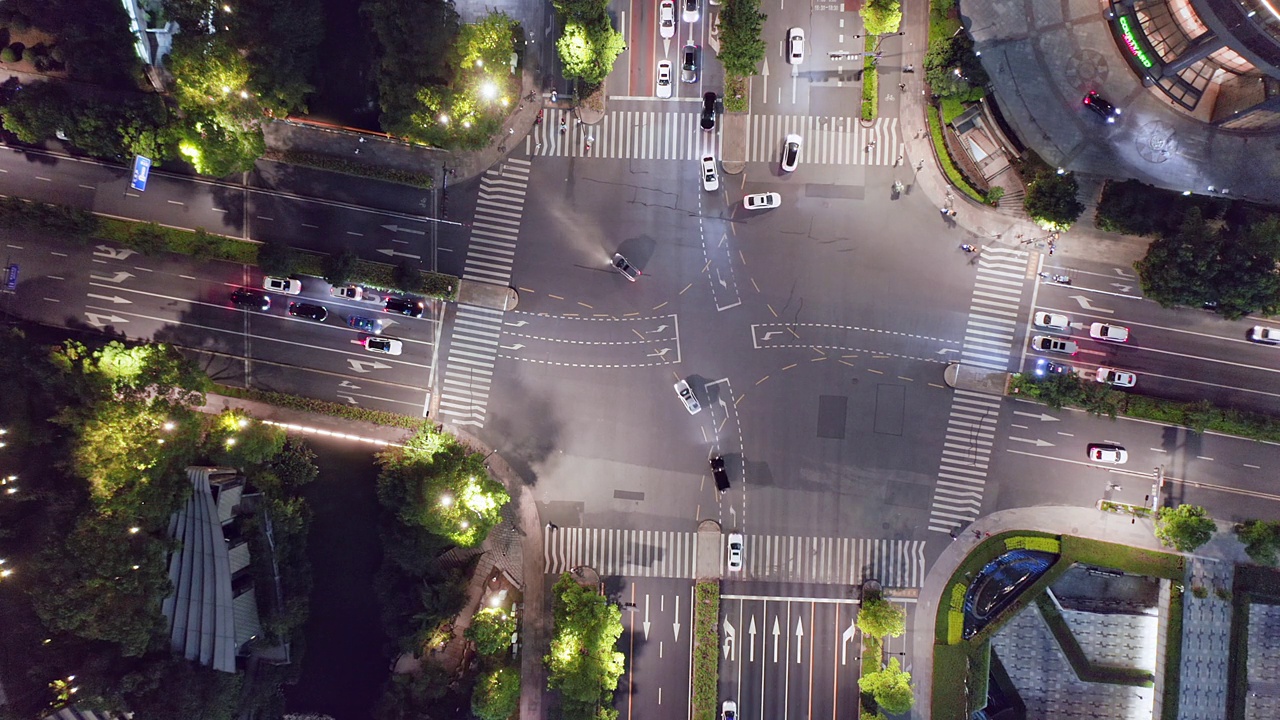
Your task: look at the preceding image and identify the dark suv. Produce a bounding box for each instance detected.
[231,288,271,312]
[384,296,425,317]
[710,456,730,492]
[1083,91,1121,123]
[700,92,717,131]
[288,302,328,322]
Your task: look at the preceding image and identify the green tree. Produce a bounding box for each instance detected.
[322,248,360,286]
[1155,504,1216,551]
[1134,207,1221,310]
[393,258,422,292]
[471,665,520,720]
[206,411,286,468]
[1023,171,1084,230]
[858,657,914,714]
[718,0,767,77]
[1212,216,1280,319]
[923,31,987,100]
[547,573,625,720]
[467,607,517,655]
[556,18,625,86]
[256,240,297,277]
[364,0,460,137]
[861,0,902,35]
[1237,520,1280,565]
[376,428,510,547]
[857,597,906,638]
[270,438,319,491]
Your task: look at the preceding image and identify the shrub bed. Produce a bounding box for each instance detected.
[262,149,436,189]
[927,108,985,203]
[861,38,878,121]
[724,75,749,112]
[692,581,720,720]
[1162,582,1183,720]
[212,383,429,431]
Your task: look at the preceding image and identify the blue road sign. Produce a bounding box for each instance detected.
[4,264,17,291]
[130,155,152,192]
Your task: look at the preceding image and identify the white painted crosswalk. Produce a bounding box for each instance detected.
[960,246,1031,371]
[437,158,530,427]
[927,390,1003,534]
[525,108,902,165]
[544,527,926,588]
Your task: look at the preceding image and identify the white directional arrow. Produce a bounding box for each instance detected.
[1013,411,1059,422]
[93,245,136,260]
[339,380,362,389]
[499,343,525,351]
[375,248,422,260]
[935,348,959,355]
[84,312,128,328]
[722,617,736,661]
[505,320,528,328]
[841,618,857,665]
[761,58,770,98]
[346,358,392,373]
[771,616,781,663]
[748,616,757,662]
[337,394,359,405]
[647,348,670,358]
[716,269,727,289]
[645,325,668,333]
[1009,436,1056,447]
[760,331,783,341]
[381,223,426,236]
[673,596,681,642]
[1112,267,1135,278]
[794,617,804,663]
[86,293,131,305]
[1110,283,1134,293]
[1070,295,1114,313]
[642,596,651,640]
[89,271,134,284]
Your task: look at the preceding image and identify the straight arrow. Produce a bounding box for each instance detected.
[381,224,426,235]
[84,312,127,328]
[1009,436,1055,447]
[673,596,681,642]
[642,596,650,640]
[376,248,422,260]
[771,616,780,663]
[86,293,131,305]
[748,616,757,662]
[1013,411,1059,422]
[794,617,804,663]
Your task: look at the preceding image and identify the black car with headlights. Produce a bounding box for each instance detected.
[231,288,271,312]
[287,302,328,321]
[384,296,425,317]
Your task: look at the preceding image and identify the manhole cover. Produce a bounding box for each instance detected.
[1065,49,1109,91]
[1137,121,1178,163]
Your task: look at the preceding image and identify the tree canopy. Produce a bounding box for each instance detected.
[1156,504,1216,552]
[861,0,903,35]
[471,665,521,720]
[858,657,914,714]
[718,0,768,77]
[467,607,517,656]
[1023,171,1085,230]
[857,597,906,639]
[547,573,626,719]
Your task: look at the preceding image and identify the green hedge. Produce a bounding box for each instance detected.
[262,148,436,189]
[926,108,985,203]
[862,37,878,121]
[1162,583,1183,720]
[212,384,429,431]
[692,581,720,720]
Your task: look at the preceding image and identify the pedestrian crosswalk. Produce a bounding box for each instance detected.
[525,108,902,165]
[960,246,1032,371]
[543,527,926,588]
[437,158,529,427]
[927,390,1003,534]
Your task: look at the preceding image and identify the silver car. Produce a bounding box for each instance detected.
[681,44,699,83]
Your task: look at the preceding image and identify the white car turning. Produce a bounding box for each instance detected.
[1096,367,1136,387]
[1088,444,1128,464]
[1033,312,1070,331]
[1089,322,1130,342]
[743,192,781,210]
[674,379,702,414]
[363,337,403,355]
[263,276,302,295]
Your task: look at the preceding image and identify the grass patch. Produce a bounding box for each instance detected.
[724,74,749,113]
[1162,582,1183,720]
[861,37,878,121]
[262,149,436,189]
[927,107,986,203]
[211,383,429,431]
[940,96,967,124]
[692,581,720,720]
[1059,536,1185,580]
[1034,593,1153,686]
[931,641,990,720]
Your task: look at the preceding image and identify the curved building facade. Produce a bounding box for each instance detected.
[1108,0,1280,129]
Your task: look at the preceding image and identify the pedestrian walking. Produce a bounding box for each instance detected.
[546,522,559,530]
[896,154,903,165]
[949,209,958,217]
[354,148,360,154]
[358,137,366,143]
[940,207,949,216]
[916,160,924,170]
[898,83,906,90]
[869,139,877,146]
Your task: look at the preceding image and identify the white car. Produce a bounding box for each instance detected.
[656,60,673,98]
[1031,335,1079,355]
[1088,444,1128,464]
[1250,326,1280,344]
[674,379,702,414]
[659,0,676,38]
[363,337,403,355]
[743,192,781,210]
[1089,322,1130,342]
[787,27,805,64]
[722,701,737,720]
[1096,367,1136,387]
[1033,312,1070,331]
[330,285,364,301]
[263,276,302,295]
[701,155,719,191]
[780,134,801,172]
[682,0,699,23]
[727,533,743,571]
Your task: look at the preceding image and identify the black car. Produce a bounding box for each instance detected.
[231,288,271,312]
[1034,357,1070,377]
[710,456,730,492]
[1083,91,1121,123]
[287,302,328,322]
[384,296,425,318]
[700,92,717,131]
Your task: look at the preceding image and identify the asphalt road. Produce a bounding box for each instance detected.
[1,228,440,415]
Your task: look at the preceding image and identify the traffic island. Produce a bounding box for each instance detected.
[692,581,721,720]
